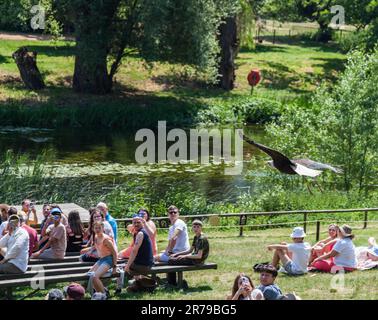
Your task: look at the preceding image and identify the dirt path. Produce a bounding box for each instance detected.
[0,31,73,41]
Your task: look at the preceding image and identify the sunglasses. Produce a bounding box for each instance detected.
[169,211,178,215]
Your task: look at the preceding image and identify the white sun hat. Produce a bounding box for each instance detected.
[290,227,306,238]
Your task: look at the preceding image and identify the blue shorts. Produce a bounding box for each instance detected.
[282,261,304,276]
[158,252,170,263]
[95,255,113,268]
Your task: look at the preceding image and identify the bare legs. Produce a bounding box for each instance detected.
[90,263,110,293]
[272,248,291,269]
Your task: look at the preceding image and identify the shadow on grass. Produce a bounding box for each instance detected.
[0,82,204,129]
[0,54,11,64]
[239,44,287,55]
[257,61,314,94]
[150,75,230,99]
[312,57,346,81]
[258,35,342,53]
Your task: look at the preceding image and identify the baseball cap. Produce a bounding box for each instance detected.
[50,208,62,215]
[64,283,85,300]
[132,213,144,219]
[91,292,107,300]
[46,289,64,300]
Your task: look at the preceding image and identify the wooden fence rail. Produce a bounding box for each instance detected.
[115,208,378,241]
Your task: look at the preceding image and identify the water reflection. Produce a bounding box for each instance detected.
[0,125,269,202]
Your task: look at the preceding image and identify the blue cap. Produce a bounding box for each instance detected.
[51,208,62,215]
[132,213,144,219]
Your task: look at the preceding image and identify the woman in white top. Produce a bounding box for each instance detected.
[227,274,264,300]
[313,224,357,273]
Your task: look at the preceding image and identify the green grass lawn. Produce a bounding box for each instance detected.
[4,223,378,300]
[0,38,345,107]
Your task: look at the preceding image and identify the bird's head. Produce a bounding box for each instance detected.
[266,160,275,168]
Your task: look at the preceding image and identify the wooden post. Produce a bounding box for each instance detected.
[303,213,307,233]
[257,28,261,43]
[363,211,368,229]
[239,215,247,237]
[316,221,320,241]
[177,271,184,288]
[6,287,13,300]
[289,29,291,38]
[273,29,276,44]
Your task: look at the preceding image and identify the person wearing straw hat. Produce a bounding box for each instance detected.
[267,226,311,276]
[313,224,357,273]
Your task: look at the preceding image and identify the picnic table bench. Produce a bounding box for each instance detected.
[0,253,217,299]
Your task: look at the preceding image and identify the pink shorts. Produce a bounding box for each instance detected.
[311,260,356,273]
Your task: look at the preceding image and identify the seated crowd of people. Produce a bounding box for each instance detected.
[1,200,377,300]
[229,223,378,300]
[0,201,210,299]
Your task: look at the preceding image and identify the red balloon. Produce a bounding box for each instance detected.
[247,69,261,87]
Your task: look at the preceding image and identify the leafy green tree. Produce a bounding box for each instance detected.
[266,48,378,193]
[260,0,300,21]
[295,0,336,42]
[56,0,239,94]
[141,0,240,89]
[0,0,60,33]
[340,0,378,30]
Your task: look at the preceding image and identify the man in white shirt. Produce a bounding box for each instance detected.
[155,205,190,263]
[267,227,311,275]
[0,215,29,274]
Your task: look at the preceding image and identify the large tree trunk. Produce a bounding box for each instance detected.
[73,39,112,94]
[316,20,333,43]
[217,16,239,91]
[70,0,121,94]
[12,47,45,90]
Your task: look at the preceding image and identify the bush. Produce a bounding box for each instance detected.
[0,0,33,32]
[337,21,378,53]
[266,48,378,193]
[196,96,283,125]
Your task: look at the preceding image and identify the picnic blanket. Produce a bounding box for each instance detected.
[355,237,378,271]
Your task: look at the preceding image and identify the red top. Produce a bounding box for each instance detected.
[22,224,38,257]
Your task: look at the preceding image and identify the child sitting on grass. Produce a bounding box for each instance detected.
[267,227,311,276]
[256,264,282,300]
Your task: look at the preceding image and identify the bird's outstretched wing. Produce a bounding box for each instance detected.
[292,163,322,177]
[241,133,295,166]
[293,159,343,174]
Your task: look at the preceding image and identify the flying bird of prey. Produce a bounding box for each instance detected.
[241,133,342,193]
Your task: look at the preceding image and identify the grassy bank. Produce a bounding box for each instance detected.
[1,151,377,221]
[3,225,378,300]
[0,38,346,128]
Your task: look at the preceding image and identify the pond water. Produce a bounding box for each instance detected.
[0,125,270,203]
